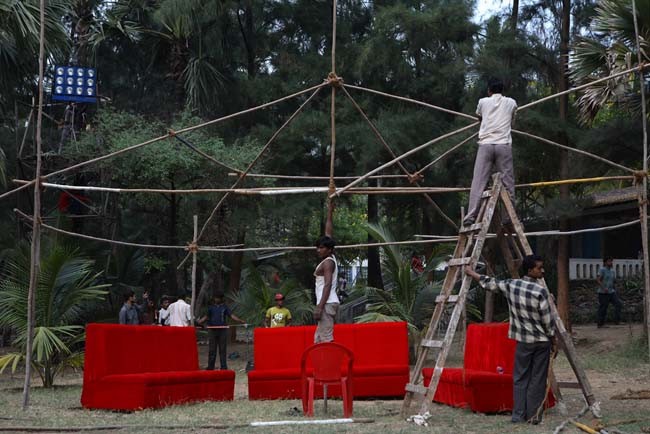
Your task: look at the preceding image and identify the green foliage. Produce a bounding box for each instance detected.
[0,240,109,387]
[571,0,650,123]
[230,263,313,326]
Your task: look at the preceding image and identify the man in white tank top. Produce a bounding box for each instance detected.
[313,236,340,343]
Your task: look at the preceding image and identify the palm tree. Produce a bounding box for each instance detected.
[0,241,108,387]
[345,223,452,330]
[230,263,314,326]
[570,0,650,123]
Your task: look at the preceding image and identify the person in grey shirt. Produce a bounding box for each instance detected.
[119,289,140,325]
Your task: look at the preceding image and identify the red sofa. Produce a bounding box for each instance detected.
[423,322,554,413]
[81,324,235,410]
[248,322,409,400]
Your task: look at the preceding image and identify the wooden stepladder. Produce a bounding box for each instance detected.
[401,173,600,418]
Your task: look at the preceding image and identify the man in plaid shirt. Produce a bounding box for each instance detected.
[465,255,555,425]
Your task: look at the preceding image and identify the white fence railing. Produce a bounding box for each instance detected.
[569,258,643,280]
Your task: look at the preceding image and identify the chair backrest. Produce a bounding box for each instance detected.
[463,322,516,374]
[301,342,354,382]
[83,324,199,381]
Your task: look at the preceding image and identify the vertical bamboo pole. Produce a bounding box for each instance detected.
[23,0,46,410]
[191,215,198,322]
[632,0,650,356]
[325,0,338,237]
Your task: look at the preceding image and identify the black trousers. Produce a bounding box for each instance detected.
[207,329,228,370]
[597,292,622,326]
[512,341,551,423]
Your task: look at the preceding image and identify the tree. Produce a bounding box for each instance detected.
[0,241,108,387]
[571,0,650,123]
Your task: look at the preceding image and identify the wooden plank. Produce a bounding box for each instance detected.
[420,339,443,349]
[447,257,471,266]
[435,295,459,303]
[557,381,582,389]
[405,383,428,395]
[459,223,483,234]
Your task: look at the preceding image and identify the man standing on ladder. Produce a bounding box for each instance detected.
[463,78,517,227]
[465,255,555,425]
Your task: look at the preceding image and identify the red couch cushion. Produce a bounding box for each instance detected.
[102,370,235,386]
[463,323,515,373]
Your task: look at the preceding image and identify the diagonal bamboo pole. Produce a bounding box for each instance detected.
[412,133,478,178]
[176,86,324,269]
[331,122,480,198]
[0,82,328,204]
[173,134,241,174]
[512,129,635,173]
[631,0,650,357]
[23,0,46,410]
[340,86,458,230]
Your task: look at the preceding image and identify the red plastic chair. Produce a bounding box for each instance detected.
[300,342,354,418]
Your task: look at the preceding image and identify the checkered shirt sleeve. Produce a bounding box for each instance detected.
[478,275,555,343]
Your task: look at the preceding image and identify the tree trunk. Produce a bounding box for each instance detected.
[367,178,383,288]
[510,0,519,31]
[556,0,571,328]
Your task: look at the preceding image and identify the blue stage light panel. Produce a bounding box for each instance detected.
[52,66,97,103]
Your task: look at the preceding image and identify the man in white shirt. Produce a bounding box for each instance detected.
[167,296,193,327]
[463,78,517,226]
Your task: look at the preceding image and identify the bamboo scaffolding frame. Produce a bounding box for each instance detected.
[413,132,478,178]
[331,122,480,197]
[340,85,458,230]
[16,175,634,196]
[0,81,329,204]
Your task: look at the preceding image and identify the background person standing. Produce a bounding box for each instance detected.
[265,293,292,327]
[198,293,245,370]
[596,256,623,327]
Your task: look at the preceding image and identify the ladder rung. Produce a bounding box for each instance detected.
[421,339,444,349]
[435,295,459,303]
[459,223,483,234]
[447,258,471,267]
[405,383,428,395]
[557,381,582,389]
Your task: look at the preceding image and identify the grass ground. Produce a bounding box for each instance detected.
[1,324,649,433]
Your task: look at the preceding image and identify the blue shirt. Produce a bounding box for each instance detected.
[119,303,139,325]
[207,304,232,326]
[598,267,615,294]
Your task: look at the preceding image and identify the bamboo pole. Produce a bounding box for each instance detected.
[412,132,478,178]
[512,129,635,173]
[343,84,478,121]
[226,173,411,180]
[23,0,46,410]
[517,63,650,111]
[191,215,198,322]
[15,174,635,196]
[173,134,242,174]
[341,86,458,230]
[14,208,243,251]
[631,0,650,356]
[325,0,338,238]
[331,122,480,197]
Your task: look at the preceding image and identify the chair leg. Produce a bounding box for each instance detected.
[301,378,309,415]
[307,378,314,417]
[341,378,352,418]
[323,384,328,416]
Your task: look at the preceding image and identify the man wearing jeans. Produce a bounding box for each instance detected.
[313,236,340,343]
[465,255,555,424]
[464,78,517,226]
[596,256,623,327]
[199,293,245,370]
